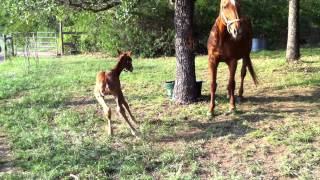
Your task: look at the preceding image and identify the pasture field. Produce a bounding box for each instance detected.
[0,48,320,179]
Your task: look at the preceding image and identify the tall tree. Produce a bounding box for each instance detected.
[58,0,198,101]
[173,0,197,104]
[286,0,300,62]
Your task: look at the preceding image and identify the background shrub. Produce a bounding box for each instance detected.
[1,0,320,57]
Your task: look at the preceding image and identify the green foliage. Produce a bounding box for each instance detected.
[301,0,320,26]
[82,0,174,57]
[241,0,288,47]
[1,0,320,55]
[53,0,175,57]
[1,0,58,33]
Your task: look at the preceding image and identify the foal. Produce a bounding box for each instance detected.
[94,51,139,137]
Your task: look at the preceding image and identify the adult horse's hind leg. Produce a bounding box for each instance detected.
[239,57,248,100]
[227,60,238,112]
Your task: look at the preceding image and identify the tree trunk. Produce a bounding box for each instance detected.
[286,0,300,62]
[173,0,197,104]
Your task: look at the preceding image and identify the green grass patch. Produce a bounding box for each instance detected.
[1,48,320,178]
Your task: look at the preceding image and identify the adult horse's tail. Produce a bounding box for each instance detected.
[247,57,259,86]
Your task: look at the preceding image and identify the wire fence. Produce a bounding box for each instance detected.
[1,30,83,62]
[13,32,59,57]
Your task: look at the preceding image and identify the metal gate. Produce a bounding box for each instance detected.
[13,32,58,57]
[0,34,14,62]
[0,35,4,62]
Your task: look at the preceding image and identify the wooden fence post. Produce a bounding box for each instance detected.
[55,32,58,56]
[3,34,7,61]
[59,21,64,55]
[11,35,14,56]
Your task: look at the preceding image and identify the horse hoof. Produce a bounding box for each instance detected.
[106,131,114,139]
[207,111,215,117]
[135,134,142,139]
[108,132,113,136]
[237,96,243,103]
[224,109,236,116]
[131,130,141,139]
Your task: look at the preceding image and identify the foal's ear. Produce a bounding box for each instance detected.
[127,51,133,57]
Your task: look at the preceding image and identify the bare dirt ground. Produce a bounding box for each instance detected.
[0,128,21,175]
[152,85,320,178]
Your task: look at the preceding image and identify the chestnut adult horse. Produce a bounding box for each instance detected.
[207,0,258,116]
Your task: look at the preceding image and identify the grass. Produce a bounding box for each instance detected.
[0,48,320,179]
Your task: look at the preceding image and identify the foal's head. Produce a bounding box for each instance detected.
[220,0,242,39]
[117,50,133,72]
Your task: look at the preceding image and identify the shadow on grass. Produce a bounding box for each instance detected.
[247,94,320,115]
[0,134,19,173]
[63,97,114,108]
[63,99,97,107]
[300,60,319,64]
[155,112,283,143]
[248,92,320,105]
[198,94,229,104]
[290,66,320,73]
[154,87,319,143]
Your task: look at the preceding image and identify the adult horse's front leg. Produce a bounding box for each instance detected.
[227,60,238,112]
[208,57,219,116]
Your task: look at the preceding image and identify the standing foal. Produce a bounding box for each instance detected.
[94,51,139,137]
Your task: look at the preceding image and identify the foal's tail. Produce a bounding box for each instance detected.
[247,57,259,86]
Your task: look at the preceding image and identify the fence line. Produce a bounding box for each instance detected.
[1,27,85,60]
[13,32,59,57]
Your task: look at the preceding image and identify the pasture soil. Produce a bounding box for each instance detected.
[0,128,22,174]
[0,48,320,179]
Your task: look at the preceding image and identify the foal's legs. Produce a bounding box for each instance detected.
[94,92,113,136]
[115,96,138,136]
[227,60,238,111]
[122,100,138,127]
[239,58,248,99]
[208,56,219,115]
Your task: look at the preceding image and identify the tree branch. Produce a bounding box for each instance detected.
[55,0,121,12]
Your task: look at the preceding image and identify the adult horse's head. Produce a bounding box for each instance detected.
[220,0,242,39]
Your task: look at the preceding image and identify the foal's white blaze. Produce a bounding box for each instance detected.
[230,0,236,6]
